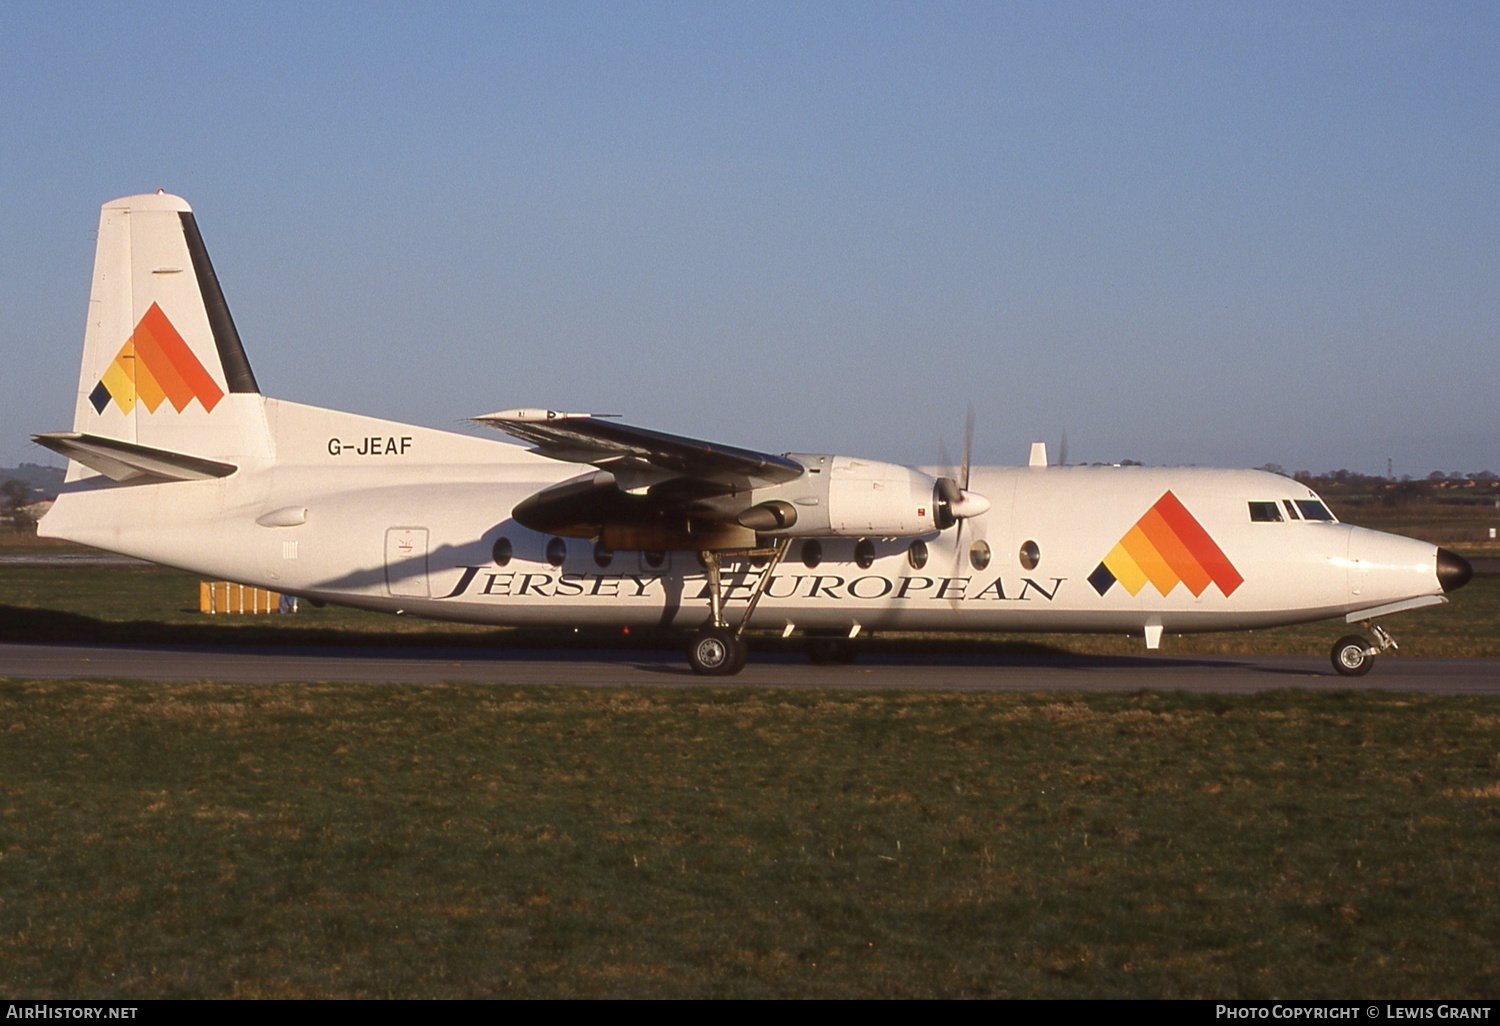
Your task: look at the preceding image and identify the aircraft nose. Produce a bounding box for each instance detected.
[1436,548,1474,593]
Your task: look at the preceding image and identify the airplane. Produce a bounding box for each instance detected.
[33,192,1474,677]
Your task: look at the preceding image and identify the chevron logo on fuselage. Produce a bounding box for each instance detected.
[1088,490,1243,598]
[88,303,224,415]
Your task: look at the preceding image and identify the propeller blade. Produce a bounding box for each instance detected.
[961,403,975,490]
[952,516,966,576]
[933,404,988,533]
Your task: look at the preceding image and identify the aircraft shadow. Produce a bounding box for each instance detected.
[0,602,722,659]
[0,603,1333,677]
[623,650,1316,677]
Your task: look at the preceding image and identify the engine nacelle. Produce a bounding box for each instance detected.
[513,456,982,552]
[753,455,940,538]
[826,456,941,535]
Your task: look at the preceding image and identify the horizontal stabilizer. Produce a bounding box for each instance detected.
[33,432,237,484]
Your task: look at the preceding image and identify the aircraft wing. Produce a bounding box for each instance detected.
[473,409,804,494]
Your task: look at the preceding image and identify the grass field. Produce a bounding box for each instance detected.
[2,684,1499,998]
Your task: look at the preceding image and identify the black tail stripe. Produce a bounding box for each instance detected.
[179,211,259,394]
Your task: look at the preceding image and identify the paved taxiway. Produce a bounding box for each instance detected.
[1,642,1498,693]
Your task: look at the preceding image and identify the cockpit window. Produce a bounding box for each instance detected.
[1282,499,1300,520]
[1248,501,1283,522]
[1294,499,1336,522]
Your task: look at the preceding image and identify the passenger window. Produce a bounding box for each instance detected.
[969,539,992,571]
[546,537,567,566]
[854,538,876,569]
[801,540,822,568]
[1295,500,1336,522]
[492,536,513,566]
[1248,502,1283,522]
[1019,540,1040,570]
[593,542,614,568]
[907,540,929,570]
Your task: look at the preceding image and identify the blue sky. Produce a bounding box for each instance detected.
[2,1,1495,476]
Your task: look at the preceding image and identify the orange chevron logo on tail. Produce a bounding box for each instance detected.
[1088,491,1243,598]
[88,303,224,414]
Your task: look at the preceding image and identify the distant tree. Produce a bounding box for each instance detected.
[1,480,30,533]
[1257,463,1288,477]
[1428,471,1448,482]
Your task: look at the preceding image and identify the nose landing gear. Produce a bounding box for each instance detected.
[1330,623,1397,677]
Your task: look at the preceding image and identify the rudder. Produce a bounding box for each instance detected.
[70,192,269,471]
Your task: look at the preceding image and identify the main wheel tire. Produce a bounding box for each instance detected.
[726,634,749,676]
[1331,635,1375,677]
[689,628,747,676]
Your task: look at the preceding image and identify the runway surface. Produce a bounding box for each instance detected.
[2,642,1498,693]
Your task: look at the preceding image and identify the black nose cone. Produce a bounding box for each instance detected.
[1437,548,1474,593]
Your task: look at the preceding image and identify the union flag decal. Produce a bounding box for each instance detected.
[1088,491,1243,598]
[89,303,224,414]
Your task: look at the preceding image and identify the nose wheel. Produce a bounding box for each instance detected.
[1330,623,1396,677]
[1330,635,1375,676]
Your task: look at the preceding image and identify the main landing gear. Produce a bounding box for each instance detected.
[1330,623,1397,677]
[686,538,793,676]
[687,626,747,676]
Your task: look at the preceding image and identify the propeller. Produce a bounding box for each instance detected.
[934,404,991,531]
[932,404,993,588]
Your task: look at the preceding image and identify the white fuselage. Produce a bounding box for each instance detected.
[40,396,1446,638]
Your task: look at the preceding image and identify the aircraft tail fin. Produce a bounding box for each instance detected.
[67,192,269,475]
